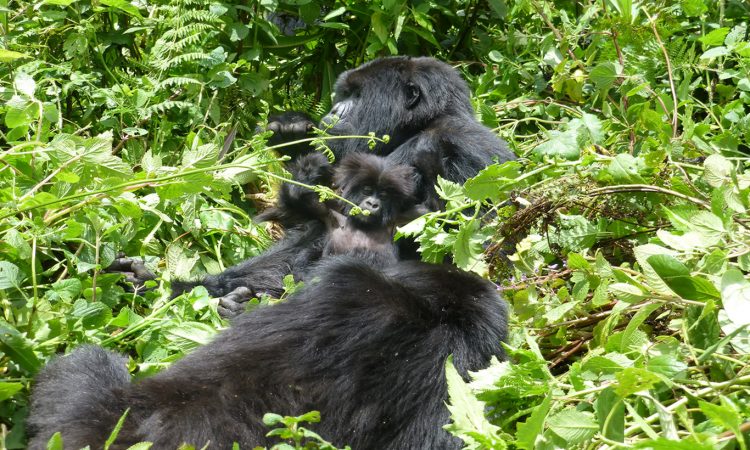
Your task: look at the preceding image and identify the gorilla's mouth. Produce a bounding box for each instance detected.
[352,209,381,226]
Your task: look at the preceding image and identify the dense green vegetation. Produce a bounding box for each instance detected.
[2,0,750,448]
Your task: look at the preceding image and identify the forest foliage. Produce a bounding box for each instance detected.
[1,0,750,448]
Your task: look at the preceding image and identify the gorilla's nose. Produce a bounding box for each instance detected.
[363,198,380,213]
[321,99,353,129]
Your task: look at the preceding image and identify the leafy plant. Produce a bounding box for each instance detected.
[2,0,750,448]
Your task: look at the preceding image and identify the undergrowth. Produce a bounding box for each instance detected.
[1,0,749,449]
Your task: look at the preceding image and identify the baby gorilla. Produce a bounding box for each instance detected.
[272,152,422,264]
[185,153,423,315]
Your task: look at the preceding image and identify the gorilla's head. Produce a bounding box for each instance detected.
[334,153,416,229]
[322,57,475,158]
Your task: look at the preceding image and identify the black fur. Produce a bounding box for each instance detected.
[28,257,508,449]
[276,56,515,209]
[171,154,334,302]
[173,153,420,306]
[115,57,513,295]
[324,153,418,265]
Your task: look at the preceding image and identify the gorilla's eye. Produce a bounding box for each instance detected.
[361,186,374,196]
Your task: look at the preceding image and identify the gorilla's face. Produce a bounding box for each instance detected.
[334,154,416,229]
[321,57,473,159]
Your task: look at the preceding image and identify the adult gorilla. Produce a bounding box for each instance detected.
[271,56,515,209]
[29,254,508,449]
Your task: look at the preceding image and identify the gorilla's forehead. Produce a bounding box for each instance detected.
[334,56,466,96]
[336,57,411,91]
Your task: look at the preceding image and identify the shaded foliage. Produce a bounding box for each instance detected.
[2,0,750,448]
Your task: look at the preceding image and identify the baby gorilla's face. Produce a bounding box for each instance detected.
[335,153,417,230]
[349,183,389,227]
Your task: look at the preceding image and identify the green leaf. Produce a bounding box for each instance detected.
[721,269,750,326]
[443,356,505,448]
[463,161,521,201]
[0,322,41,373]
[81,132,133,178]
[606,154,646,184]
[620,303,661,354]
[371,12,389,44]
[700,46,729,59]
[487,0,507,18]
[533,128,581,160]
[99,0,143,18]
[14,72,35,98]
[691,211,726,244]
[181,143,218,169]
[590,61,622,91]
[614,368,661,397]
[0,49,29,62]
[263,413,284,426]
[546,409,598,444]
[647,354,688,378]
[703,154,733,187]
[594,388,624,442]
[104,409,130,450]
[699,397,741,435]
[581,354,631,375]
[396,216,426,238]
[452,220,487,275]
[0,382,23,402]
[699,28,730,46]
[0,261,24,290]
[646,254,719,300]
[681,0,707,17]
[725,23,747,46]
[46,432,64,450]
[608,282,647,303]
[554,214,597,251]
[515,393,551,449]
[322,6,346,20]
[581,112,604,143]
[216,153,260,184]
[634,244,679,295]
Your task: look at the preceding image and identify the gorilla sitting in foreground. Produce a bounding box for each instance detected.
[181,152,423,316]
[28,210,508,449]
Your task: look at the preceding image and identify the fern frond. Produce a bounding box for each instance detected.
[158,77,204,89]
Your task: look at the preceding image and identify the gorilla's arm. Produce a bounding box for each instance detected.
[256,153,334,228]
[171,220,327,316]
[385,115,515,209]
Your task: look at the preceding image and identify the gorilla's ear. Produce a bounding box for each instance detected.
[405,82,421,109]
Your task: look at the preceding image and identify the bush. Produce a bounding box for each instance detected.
[1,0,749,448]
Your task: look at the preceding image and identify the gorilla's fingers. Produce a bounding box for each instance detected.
[287,120,314,135]
[106,257,139,272]
[130,260,156,282]
[105,257,157,289]
[217,287,254,317]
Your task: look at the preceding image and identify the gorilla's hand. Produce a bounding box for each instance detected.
[266,112,316,158]
[217,286,255,318]
[105,254,157,290]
